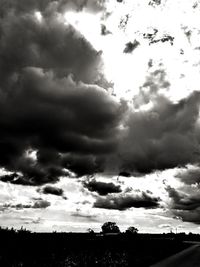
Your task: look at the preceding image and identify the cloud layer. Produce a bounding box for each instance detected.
[94,192,160,210]
[0,0,125,185]
[84,179,122,195]
[166,186,200,224]
[1,0,200,193]
[118,83,200,174]
[2,199,50,210]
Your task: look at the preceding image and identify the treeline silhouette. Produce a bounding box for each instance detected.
[0,222,198,267]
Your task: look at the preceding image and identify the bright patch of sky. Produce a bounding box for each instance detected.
[64,0,200,102]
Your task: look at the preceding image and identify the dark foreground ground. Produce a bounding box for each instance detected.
[151,244,200,267]
[0,231,193,267]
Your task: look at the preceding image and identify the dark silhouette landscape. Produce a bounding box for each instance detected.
[0,222,198,267]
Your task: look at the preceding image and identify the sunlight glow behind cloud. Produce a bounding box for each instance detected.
[64,0,200,103]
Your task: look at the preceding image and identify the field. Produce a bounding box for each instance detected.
[0,231,191,267]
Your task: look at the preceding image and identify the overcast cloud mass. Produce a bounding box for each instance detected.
[1,0,200,233]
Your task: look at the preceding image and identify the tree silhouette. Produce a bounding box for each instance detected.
[87,228,94,234]
[125,226,138,235]
[101,222,120,234]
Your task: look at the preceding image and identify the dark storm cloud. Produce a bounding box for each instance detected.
[0,173,19,183]
[166,186,200,211]
[166,186,200,224]
[94,192,160,210]
[176,167,200,185]
[0,161,68,186]
[117,69,200,174]
[2,64,200,182]
[0,11,102,86]
[83,179,122,195]
[172,209,200,224]
[40,185,64,196]
[0,0,125,185]
[0,70,123,183]
[62,154,106,177]
[1,0,200,187]
[118,171,131,177]
[175,211,200,225]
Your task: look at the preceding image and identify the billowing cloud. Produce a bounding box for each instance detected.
[0,0,126,185]
[0,70,123,184]
[2,65,200,183]
[176,166,200,185]
[83,179,122,195]
[172,209,200,225]
[167,186,200,211]
[33,199,51,208]
[40,185,64,196]
[1,0,200,234]
[94,192,160,210]
[0,10,102,86]
[1,0,200,189]
[166,186,200,224]
[117,77,200,174]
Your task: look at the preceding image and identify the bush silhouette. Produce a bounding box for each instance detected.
[125,226,138,234]
[101,222,120,234]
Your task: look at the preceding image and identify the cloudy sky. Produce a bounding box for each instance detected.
[1,0,200,233]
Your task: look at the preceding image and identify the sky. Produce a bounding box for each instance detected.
[1,0,200,233]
